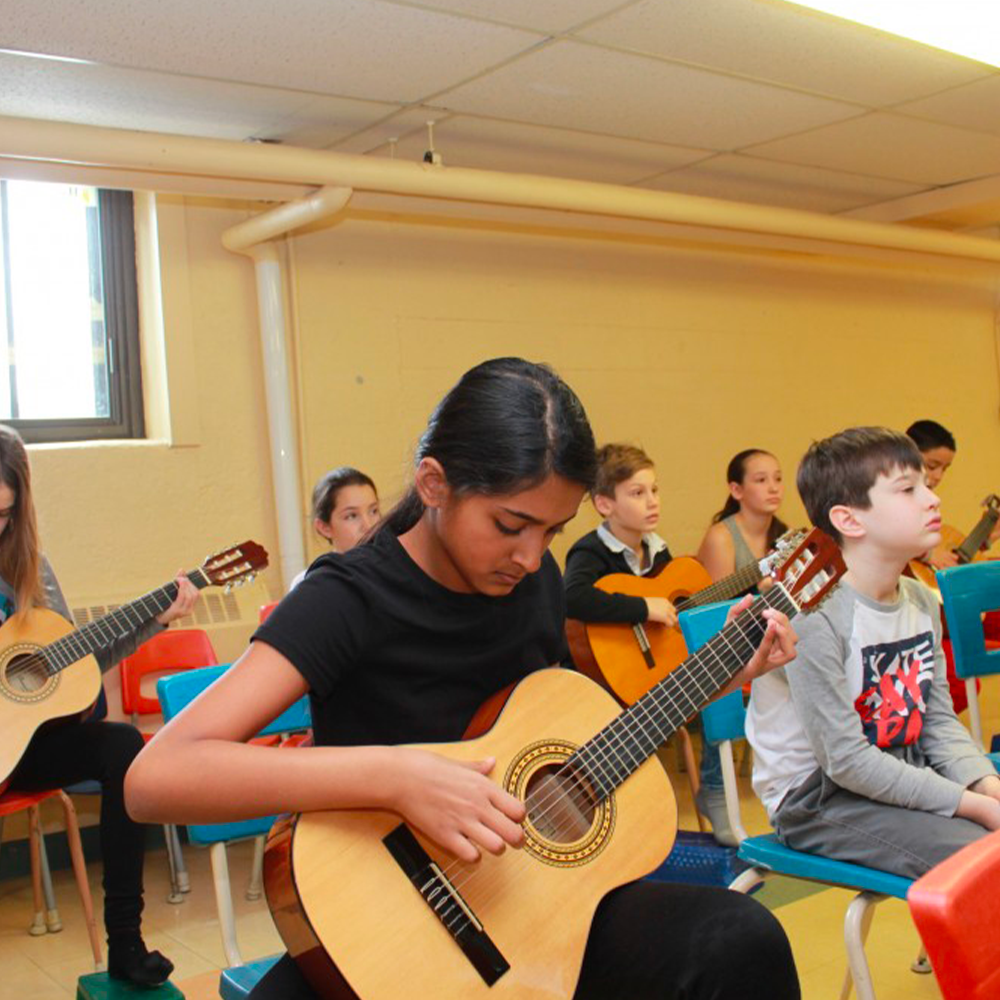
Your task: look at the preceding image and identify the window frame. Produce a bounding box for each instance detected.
[0,186,145,444]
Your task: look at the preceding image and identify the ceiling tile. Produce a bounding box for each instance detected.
[747,112,1000,185]
[401,0,630,34]
[436,40,863,149]
[895,76,1000,137]
[378,115,711,182]
[0,0,541,104]
[0,52,397,143]
[639,153,926,213]
[574,0,996,106]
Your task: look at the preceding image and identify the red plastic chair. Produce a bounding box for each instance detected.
[120,628,218,901]
[120,628,219,726]
[259,601,279,624]
[0,788,103,969]
[907,828,1000,999]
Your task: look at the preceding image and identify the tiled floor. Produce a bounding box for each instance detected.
[2,731,977,999]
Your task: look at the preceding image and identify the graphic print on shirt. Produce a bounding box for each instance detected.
[853,631,934,747]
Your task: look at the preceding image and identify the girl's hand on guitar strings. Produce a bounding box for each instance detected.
[716,596,797,697]
[388,749,526,864]
[156,573,199,625]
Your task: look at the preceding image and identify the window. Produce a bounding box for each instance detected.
[0,180,144,443]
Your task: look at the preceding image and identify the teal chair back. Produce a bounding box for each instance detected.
[679,601,744,746]
[938,561,1000,757]
[939,562,1000,680]
[156,664,311,846]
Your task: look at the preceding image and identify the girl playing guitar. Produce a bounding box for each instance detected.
[0,425,198,986]
[126,359,800,1000]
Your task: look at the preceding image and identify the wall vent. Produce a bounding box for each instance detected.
[69,579,273,663]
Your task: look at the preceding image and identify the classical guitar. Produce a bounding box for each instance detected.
[566,529,807,705]
[0,540,268,791]
[908,494,999,591]
[264,528,844,1000]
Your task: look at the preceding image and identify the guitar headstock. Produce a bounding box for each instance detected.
[771,528,846,613]
[197,541,269,590]
[761,528,808,575]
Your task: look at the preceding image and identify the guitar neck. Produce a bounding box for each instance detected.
[955,504,1000,564]
[679,560,763,610]
[41,566,212,676]
[569,584,796,800]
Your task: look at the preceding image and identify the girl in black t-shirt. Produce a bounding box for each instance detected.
[127,358,800,1000]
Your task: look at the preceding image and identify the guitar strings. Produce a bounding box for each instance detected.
[436,590,791,901]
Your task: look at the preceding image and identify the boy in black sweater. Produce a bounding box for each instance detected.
[564,443,675,626]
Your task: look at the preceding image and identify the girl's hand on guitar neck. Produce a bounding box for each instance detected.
[716,595,797,698]
[155,573,199,625]
[387,749,527,864]
[644,597,678,628]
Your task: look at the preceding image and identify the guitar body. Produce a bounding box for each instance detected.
[0,607,100,788]
[265,669,677,1000]
[580,557,712,705]
[908,524,987,591]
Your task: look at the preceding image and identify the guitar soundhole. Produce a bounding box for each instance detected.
[524,763,597,844]
[5,653,50,694]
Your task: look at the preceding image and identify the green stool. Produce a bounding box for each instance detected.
[77,974,185,999]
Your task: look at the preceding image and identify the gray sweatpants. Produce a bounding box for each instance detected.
[773,768,985,879]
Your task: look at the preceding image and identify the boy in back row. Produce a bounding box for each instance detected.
[747,427,1000,877]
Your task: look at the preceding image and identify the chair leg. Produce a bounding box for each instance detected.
[58,791,104,972]
[210,842,243,967]
[676,726,707,832]
[169,824,190,893]
[967,678,984,749]
[27,805,46,936]
[246,835,265,901]
[718,739,748,844]
[841,891,883,1000]
[36,828,63,932]
[163,824,184,903]
[729,867,767,894]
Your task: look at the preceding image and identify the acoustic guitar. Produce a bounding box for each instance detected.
[0,540,268,792]
[908,494,999,592]
[566,529,806,705]
[263,528,844,1000]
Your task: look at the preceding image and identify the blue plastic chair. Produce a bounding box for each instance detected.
[939,561,1000,764]
[680,602,915,1000]
[157,664,311,999]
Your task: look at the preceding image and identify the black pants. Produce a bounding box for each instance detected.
[249,880,799,1000]
[10,719,148,940]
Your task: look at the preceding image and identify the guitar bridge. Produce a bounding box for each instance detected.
[383,824,509,987]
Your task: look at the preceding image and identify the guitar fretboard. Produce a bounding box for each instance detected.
[676,560,763,611]
[956,500,1000,564]
[569,584,796,802]
[40,567,210,676]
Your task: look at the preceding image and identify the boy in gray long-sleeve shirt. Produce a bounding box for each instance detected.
[746,427,999,878]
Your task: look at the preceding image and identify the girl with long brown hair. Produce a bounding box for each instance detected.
[0,424,198,986]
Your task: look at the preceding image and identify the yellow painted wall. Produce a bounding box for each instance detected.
[290,208,1000,567]
[26,196,1000,597]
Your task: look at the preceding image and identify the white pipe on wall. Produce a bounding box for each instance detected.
[222,187,353,589]
[4,116,1000,265]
